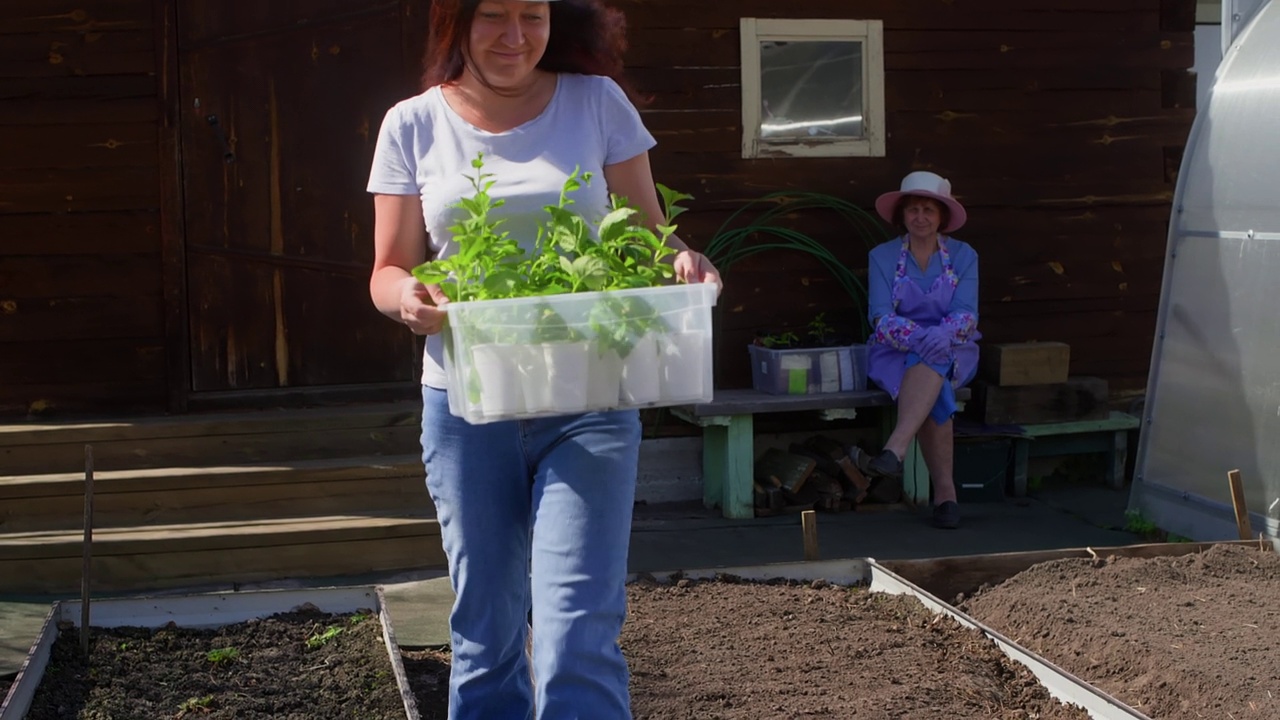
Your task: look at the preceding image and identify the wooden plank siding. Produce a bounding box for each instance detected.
[0,0,166,416]
[0,0,1194,418]
[622,0,1195,394]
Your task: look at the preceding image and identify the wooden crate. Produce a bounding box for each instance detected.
[970,376,1109,426]
[980,342,1070,386]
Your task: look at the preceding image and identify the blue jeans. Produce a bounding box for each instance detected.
[420,386,640,720]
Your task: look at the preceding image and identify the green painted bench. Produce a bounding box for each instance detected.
[1008,411,1142,496]
[672,387,970,518]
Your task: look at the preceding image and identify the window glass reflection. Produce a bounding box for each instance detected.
[759,40,864,140]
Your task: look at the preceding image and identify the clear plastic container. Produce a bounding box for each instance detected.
[748,343,868,395]
[442,283,717,424]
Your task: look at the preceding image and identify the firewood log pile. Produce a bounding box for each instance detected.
[752,435,902,517]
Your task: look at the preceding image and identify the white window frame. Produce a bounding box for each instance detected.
[740,18,886,159]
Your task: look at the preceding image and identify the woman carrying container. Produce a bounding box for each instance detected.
[859,171,980,530]
[365,1,721,718]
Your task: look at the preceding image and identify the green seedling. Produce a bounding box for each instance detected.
[412,153,692,303]
[306,625,345,649]
[349,612,370,625]
[411,154,528,303]
[205,647,239,664]
[805,312,837,344]
[1123,509,1161,539]
[177,695,215,716]
[756,331,799,349]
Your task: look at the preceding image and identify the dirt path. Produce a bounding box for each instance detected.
[962,543,1280,720]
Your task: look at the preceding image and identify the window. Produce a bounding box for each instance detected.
[739,19,885,159]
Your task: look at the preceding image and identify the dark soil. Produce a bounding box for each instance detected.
[24,607,407,720]
[1,676,13,704]
[623,577,1090,719]
[399,648,450,720]
[961,543,1280,720]
[402,578,1090,718]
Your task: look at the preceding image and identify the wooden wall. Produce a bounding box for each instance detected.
[622,0,1196,395]
[1,0,167,416]
[0,0,1194,418]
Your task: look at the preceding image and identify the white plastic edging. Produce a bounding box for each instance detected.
[0,585,420,720]
[0,606,58,720]
[867,561,1154,720]
[54,585,380,629]
[376,587,422,720]
[630,558,1151,720]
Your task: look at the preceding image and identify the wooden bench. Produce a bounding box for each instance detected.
[672,387,971,518]
[1008,411,1142,496]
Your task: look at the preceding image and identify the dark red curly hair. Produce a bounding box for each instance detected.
[421,0,643,104]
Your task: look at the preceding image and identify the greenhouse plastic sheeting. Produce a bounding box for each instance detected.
[1131,0,1280,541]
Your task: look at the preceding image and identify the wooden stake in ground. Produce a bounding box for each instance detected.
[81,444,94,660]
[1227,469,1253,541]
[801,510,820,561]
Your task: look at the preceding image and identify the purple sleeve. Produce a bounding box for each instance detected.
[942,245,979,342]
[868,242,919,350]
[874,315,921,352]
[941,311,978,343]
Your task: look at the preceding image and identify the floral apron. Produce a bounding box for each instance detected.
[867,238,979,416]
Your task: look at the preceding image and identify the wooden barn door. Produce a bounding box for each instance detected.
[176,1,422,397]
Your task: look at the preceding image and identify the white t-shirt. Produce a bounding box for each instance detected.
[367,73,657,388]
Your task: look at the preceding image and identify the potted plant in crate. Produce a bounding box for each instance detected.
[409,158,536,415]
[749,313,867,395]
[412,154,714,422]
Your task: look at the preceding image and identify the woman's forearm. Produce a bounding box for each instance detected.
[873,314,922,352]
[370,266,413,320]
[941,311,978,342]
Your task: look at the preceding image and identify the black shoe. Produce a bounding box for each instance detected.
[933,501,961,529]
[866,449,904,479]
[846,445,874,475]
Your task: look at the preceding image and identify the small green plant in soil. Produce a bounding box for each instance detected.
[754,330,799,349]
[804,312,840,346]
[177,694,215,717]
[205,646,239,664]
[1123,509,1164,541]
[307,625,345,649]
[753,312,857,350]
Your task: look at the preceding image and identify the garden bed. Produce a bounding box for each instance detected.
[954,542,1280,720]
[1,587,417,720]
[400,565,1105,719]
[622,575,1091,719]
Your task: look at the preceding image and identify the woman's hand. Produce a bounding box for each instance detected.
[674,249,723,295]
[913,325,952,365]
[399,277,449,335]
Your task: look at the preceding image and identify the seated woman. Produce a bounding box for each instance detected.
[860,171,980,529]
